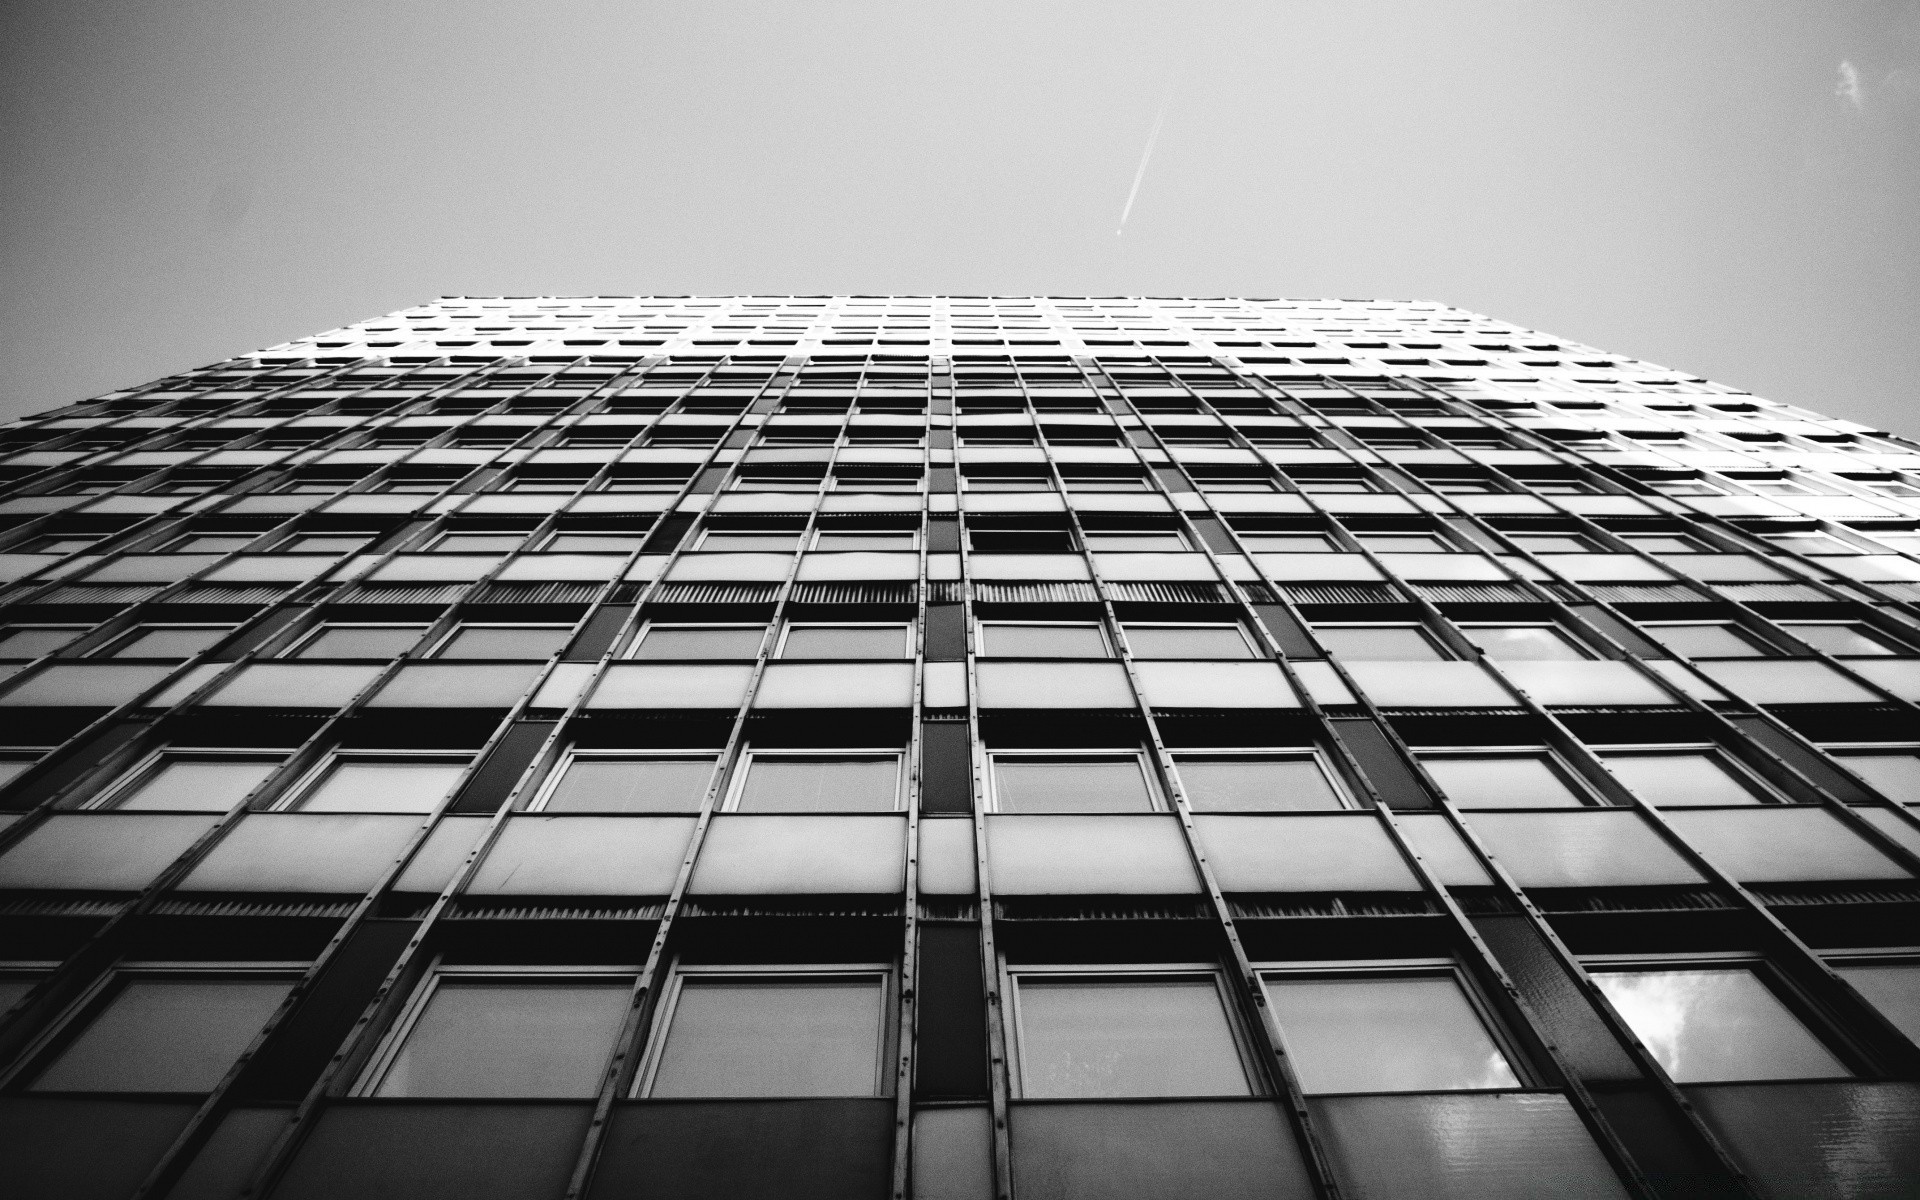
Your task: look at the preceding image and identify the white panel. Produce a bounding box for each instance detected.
[0,813,220,890]
[1134,661,1298,709]
[1663,554,1795,582]
[688,814,907,893]
[961,493,1067,514]
[0,663,176,708]
[795,552,920,581]
[467,815,696,894]
[1374,554,1508,581]
[1825,555,1920,583]
[1695,660,1881,705]
[1290,661,1357,705]
[924,661,968,709]
[1252,554,1382,581]
[1461,811,1707,888]
[587,664,754,709]
[392,816,492,892]
[1194,814,1421,891]
[975,661,1135,709]
[530,663,598,709]
[1092,553,1218,581]
[367,554,504,582]
[1662,809,1911,882]
[665,552,794,581]
[1855,808,1920,858]
[178,814,420,892]
[81,554,221,584]
[1497,661,1674,706]
[753,662,916,708]
[1544,555,1674,582]
[1341,662,1515,708]
[495,554,625,581]
[986,814,1201,894]
[201,556,336,583]
[365,663,544,708]
[1394,813,1495,886]
[1843,659,1920,701]
[968,555,1091,581]
[918,818,978,895]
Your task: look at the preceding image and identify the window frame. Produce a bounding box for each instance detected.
[94,623,238,660]
[975,619,1112,659]
[270,749,474,813]
[424,621,576,660]
[1456,622,1594,661]
[631,962,895,1099]
[526,748,721,813]
[1638,620,1777,660]
[0,624,91,659]
[774,621,915,661]
[1412,745,1600,809]
[721,747,907,813]
[84,747,291,812]
[1118,621,1260,660]
[283,621,431,660]
[1167,747,1354,811]
[986,747,1164,814]
[1592,743,1786,807]
[621,621,769,661]
[1310,621,1452,661]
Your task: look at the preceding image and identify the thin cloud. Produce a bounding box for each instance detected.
[1836,60,1864,109]
[1116,73,1179,237]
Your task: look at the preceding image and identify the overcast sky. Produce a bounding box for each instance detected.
[4,1,1917,429]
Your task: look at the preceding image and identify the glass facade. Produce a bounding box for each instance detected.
[0,294,1917,1199]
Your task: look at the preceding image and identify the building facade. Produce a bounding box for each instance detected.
[0,295,1917,1200]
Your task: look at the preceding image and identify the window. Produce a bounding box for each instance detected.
[1238,533,1337,553]
[1460,624,1589,661]
[25,972,296,1092]
[1826,957,1920,1044]
[277,533,374,554]
[1312,623,1449,661]
[288,624,428,659]
[1589,961,1850,1083]
[965,470,1052,492]
[1082,531,1189,551]
[534,753,718,812]
[1287,472,1376,494]
[1642,622,1772,659]
[967,526,1074,553]
[542,533,647,553]
[360,970,633,1097]
[695,530,802,552]
[730,472,821,493]
[626,623,767,660]
[812,530,917,551]
[728,751,902,812]
[1009,970,1253,1098]
[1122,623,1257,659]
[1597,748,1777,806]
[92,752,285,811]
[1356,533,1450,553]
[978,621,1110,658]
[162,534,255,553]
[430,624,573,660]
[0,625,88,659]
[99,625,234,660]
[990,751,1159,813]
[1825,749,1920,803]
[429,532,526,553]
[19,534,105,554]
[777,623,911,660]
[1780,622,1907,657]
[1171,753,1348,811]
[1260,963,1522,1094]
[1765,533,1860,556]
[1416,751,1590,808]
[278,753,470,812]
[1506,533,1597,553]
[639,968,889,1097]
[1618,534,1710,554]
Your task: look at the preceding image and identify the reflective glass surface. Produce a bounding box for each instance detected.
[629,625,766,659]
[543,757,716,812]
[1264,974,1520,1094]
[1015,976,1251,1098]
[1591,967,1848,1082]
[1463,626,1587,661]
[294,759,467,812]
[1122,625,1255,659]
[780,624,911,659]
[1173,756,1345,811]
[1314,625,1447,661]
[107,627,232,659]
[649,975,884,1097]
[110,758,281,811]
[293,625,428,659]
[978,622,1109,658]
[1600,752,1767,806]
[375,979,630,1097]
[1419,755,1587,808]
[33,978,293,1092]
[993,756,1156,812]
[1832,962,1920,1044]
[433,625,572,659]
[735,755,900,811]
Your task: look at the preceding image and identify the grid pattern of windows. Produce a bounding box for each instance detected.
[1,296,1918,1200]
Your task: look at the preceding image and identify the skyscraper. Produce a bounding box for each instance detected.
[1,295,1917,1200]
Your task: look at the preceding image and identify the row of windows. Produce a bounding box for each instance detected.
[8,949,1914,1098]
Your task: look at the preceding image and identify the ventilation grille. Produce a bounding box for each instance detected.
[333,583,470,605]
[1581,584,1710,604]
[161,585,296,606]
[788,583,916,605]
[647,582,782,605]
[469,581,603,606]
[1412,582,1539,604]
[151,895,359,919]
[1229,892,1436,919]
[1713,583,1832,604]
[972,582,1102,604]
[1104,581,1232,604]
[1282,583,1402,605]
[994,896,1214,922]
[27,585,165,607]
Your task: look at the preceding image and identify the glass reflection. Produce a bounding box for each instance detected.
[649,975,883,1097]
[1264,974,1519,1094]
[375,980,630,1097]
[1015,976,1250,1098]
[1591,967,1848,1082]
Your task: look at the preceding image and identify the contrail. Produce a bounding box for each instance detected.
[1116,75,1178,237]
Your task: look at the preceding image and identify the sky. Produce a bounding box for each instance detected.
[3,1,1918,430]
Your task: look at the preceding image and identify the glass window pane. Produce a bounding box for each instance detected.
[375,980,631,1097]
[1591,967,1849,1083]
[295,760,467,812]
[434,626,572,659]
[814,532,915,550]
[1601,753,1766,806]
[281,535,372,553]
[698,534,801,551]
[544,534,646,553]
[994,756,1155,813]
[1083,533,1187,551]
[1314,626,1446,661]
[1420,756,1587,808]
[1783,623,1901,656]
[1174,756,1345,811]
[735,756,899,812]
[1646,624,1769,658]
[33,979,293,1092]
[1830,753,1920,803]
[1463,626,1587,661]
[433,534,526,552]
[780,625,910,659]
[630,625,766,660]
[1357,534,1449,553]
[1015,977,1250,1098]
[109,627,231,659]
[112,758,280,811]
[294,625,427,659]
[649,975,883,1097]
[170,535,253,553]
[1832,963,1920,1044]
[1240,534,1336,552]
[0,627,87,658]
[1123,626,1255,659]
[1264,974,1520,1094]
[980,623,1109,658]
[544,757,715,812]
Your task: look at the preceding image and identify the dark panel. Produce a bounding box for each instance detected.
[1252,605,1320,658]
[924,604,966,662]
[919,721,974,814]
[1470,915,1641,1082]
[1153,467,1191,491]
[566,605,634,661]
[272,1101,592,1200]
[1189,516,1239,555]
[1009,1099,1312,1200]
[170,1106,290,1200]
[689,467,729,495]
[1330,717,1435,809]
[929,467,957,492]
[236,920,420,1101]
[927,518,960,553]
[641,514,694,555]
[1726,716,1877,805]
[586,1098,892,1200]
[911,1106,993,1200]
[0,1096,197,1200]
[915,924,989,1099]
[1589,1088,1747,1200]
[2,719,149,811]
[1311,1091,1631,1200]
[1686,1080,1920,1200]
[451,721,555,813]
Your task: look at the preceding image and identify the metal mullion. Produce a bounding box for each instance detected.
[560,504,815,1200]
[1064,503,1344,1200]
